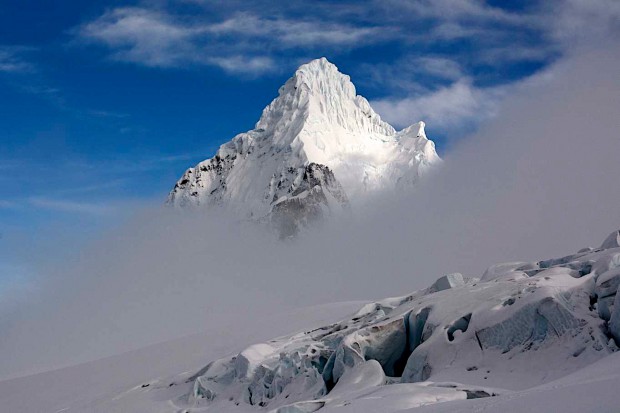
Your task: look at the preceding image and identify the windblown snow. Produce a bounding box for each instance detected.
[167,58,439,235]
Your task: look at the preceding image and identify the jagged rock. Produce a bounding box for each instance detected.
[270,163,349,238]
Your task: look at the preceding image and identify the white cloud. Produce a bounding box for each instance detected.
[357,55,464,97]
[428,21,491,41]
[28,197,114,215]
[208,12,386,47]
[371,79,502,133]
[0,47,34,73]
[546,0,620,46]
[369,61,560,136]
[79,7,202,68]
[85,109,130,118]
[411,56,463,80]
[477,45,552,64]
[392,0,526,23]
[206,55,275,74]
[366,0,620,137]
[77,7,390,73]
[0,200,17,209]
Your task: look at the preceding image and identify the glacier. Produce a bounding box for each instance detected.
[3,230,620,413]
[183,229,620,412]
[167,58,440,236]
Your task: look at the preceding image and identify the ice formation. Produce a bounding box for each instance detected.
[185,229,620,411]
[167,58,440,236]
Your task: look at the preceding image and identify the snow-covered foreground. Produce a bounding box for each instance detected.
[3,318,619,413]
[411,352,620,413]
[287,352,620,413]
[4,231,620,412]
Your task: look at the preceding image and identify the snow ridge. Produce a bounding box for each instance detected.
[167,58,440,234]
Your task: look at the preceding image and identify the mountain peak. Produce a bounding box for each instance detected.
[168,58,440,234]
[256,57,391,139]
[293,57,346,83]
[298,56,338,73]
[290,57,355,99]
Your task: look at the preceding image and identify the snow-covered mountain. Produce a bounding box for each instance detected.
[167,58,439,235]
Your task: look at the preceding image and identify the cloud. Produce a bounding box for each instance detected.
[373,0,540,45]
[0,200,17,209]
[28,197,115,215]
[357,55,464,99]
[386,0,528,24]
[546,0,620,46]
[0,46,34,73]
[76,7,390,73]
[412,56,463,80]
[206,55,275,74]
[427,21,494,41]
[477,44,553,64]
[74,0,617,84]
[79,7,202,68]
[85,109,130,118]
[0,153,202,218]
[89,152,203,174]
[363,0,620,138]
[52,180,127,196]
[369,62,558,137]
[371,79,502,134]
[207,12,386,47]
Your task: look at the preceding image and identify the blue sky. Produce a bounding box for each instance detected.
[0,0,618,264]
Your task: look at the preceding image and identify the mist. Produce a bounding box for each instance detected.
[1,44,619,380]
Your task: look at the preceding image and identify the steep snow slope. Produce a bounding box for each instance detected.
[168,58,439,234]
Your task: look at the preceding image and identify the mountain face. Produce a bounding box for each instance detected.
[167,58,439,235]
[183,229,620,412]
